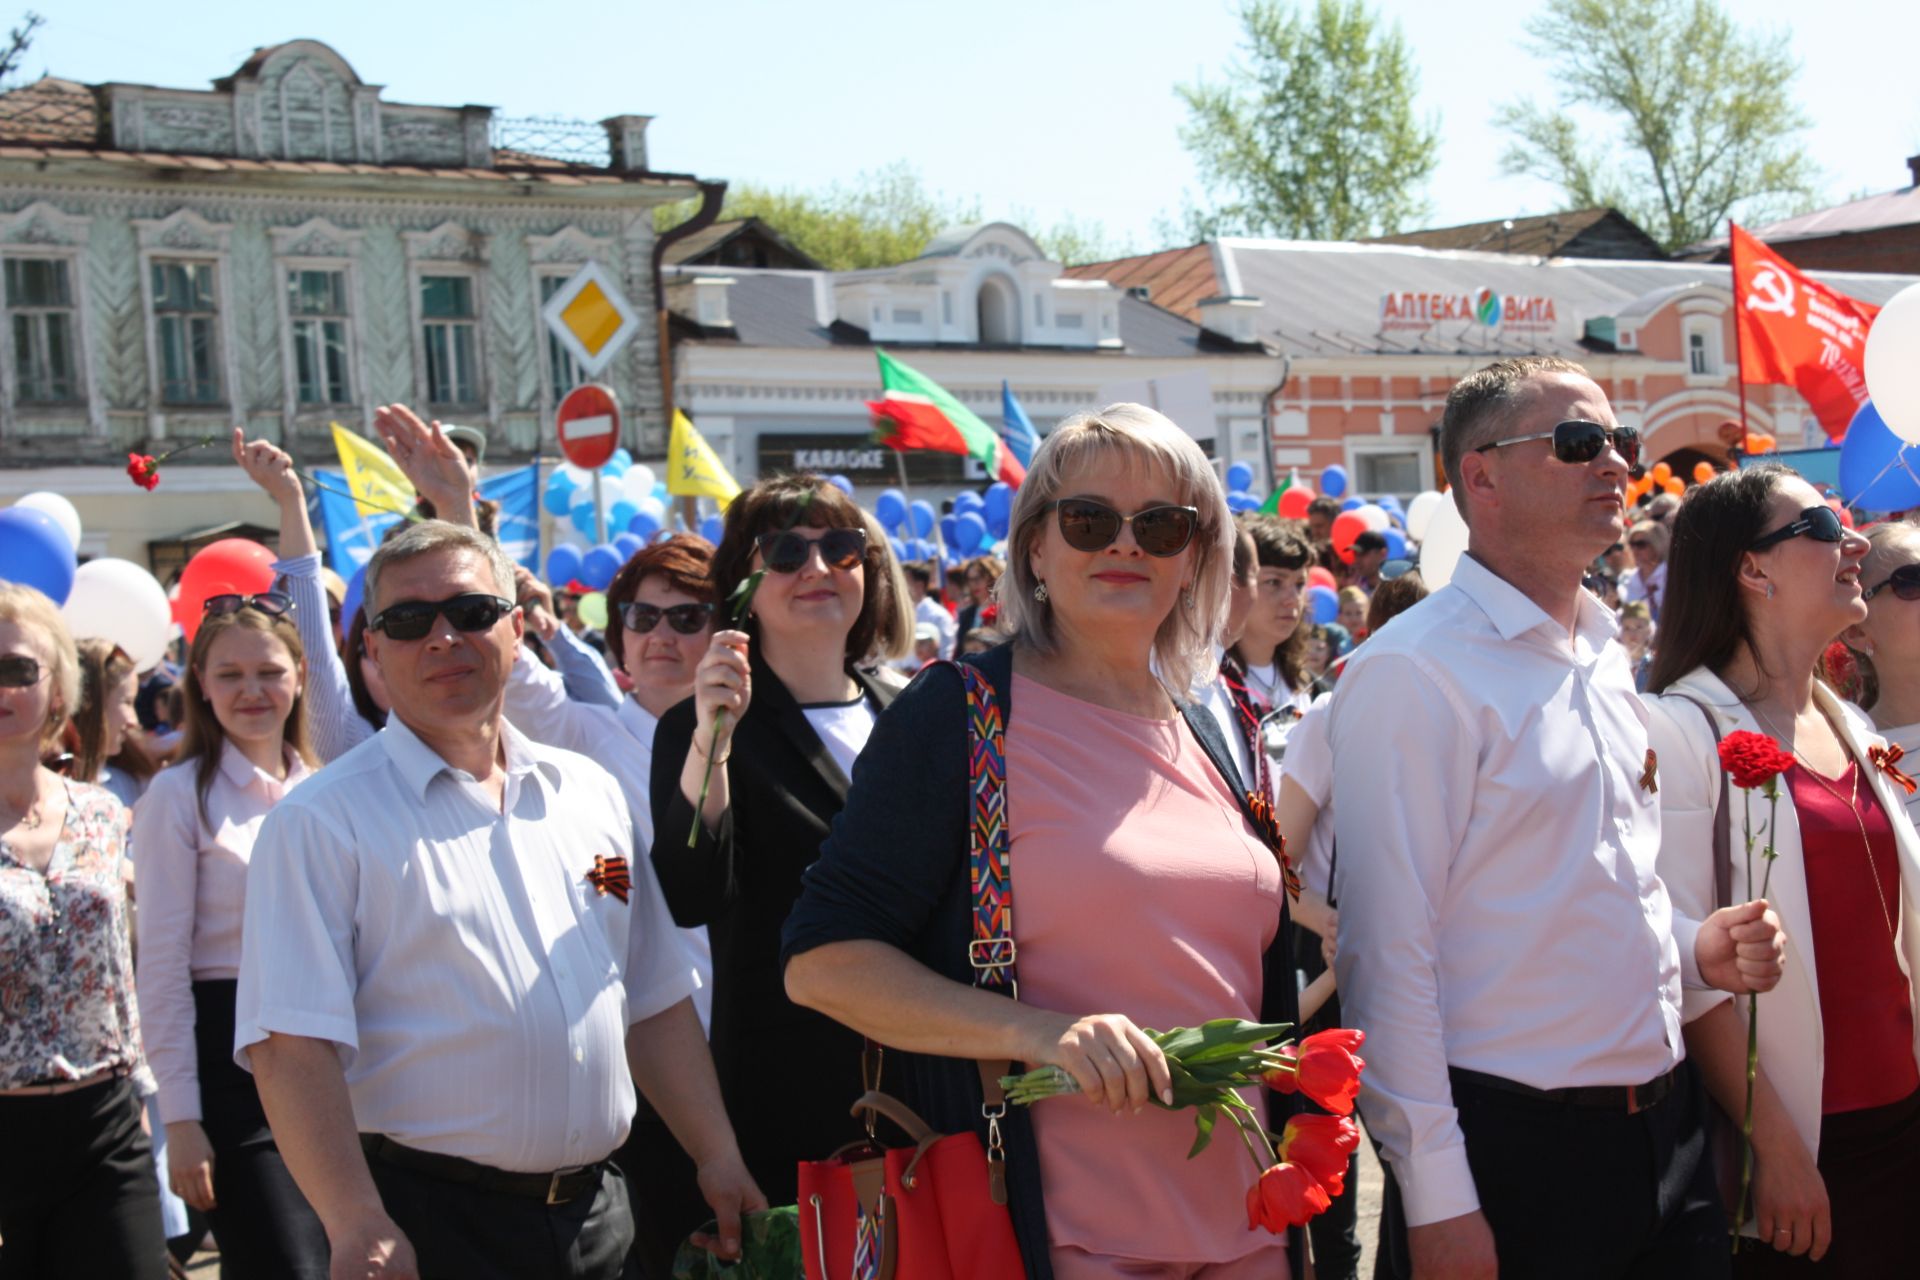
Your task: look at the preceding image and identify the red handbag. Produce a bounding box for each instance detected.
[797,664,1027,1280]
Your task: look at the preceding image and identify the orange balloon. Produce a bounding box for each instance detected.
[1692,461,1716,484]
[1664,476,1686,497]
[1650,462,1673,485]
[1750,433,1777,454]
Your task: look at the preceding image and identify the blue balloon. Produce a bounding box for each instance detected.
[609,500,639,532]
[910,499,937,539]
[954,512,988,554]
[939,514,960,549]
[953,491,984,516]
[542,472,576,516]
[699,514,724,544]
[569,497,599,537]
[1340,497,1364,512]
[984,482,1014,523]
[611,447,633,470]
[603,453,630,480]
[545,544,583,586]
[1308,584,1340,625]
[626,509,661,540]
[342,566,367,628]
[1382,529,1408,559]
[581,545,621,591]
[1226,462,1256,493]
[875,488,908,532]
[1321,465,1350,498]
[1224,493,1255,512]
[0,507,75,605]
[1839,400,1920,512]
[614,533,645,560]
[888,536,906,563]
[827,474,855,497]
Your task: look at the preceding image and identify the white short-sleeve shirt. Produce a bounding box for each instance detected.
[233,716,697,1173]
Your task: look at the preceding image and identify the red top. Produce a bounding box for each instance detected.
[1785,761,1919,1114]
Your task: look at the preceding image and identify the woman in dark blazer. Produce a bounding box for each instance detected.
[651,472,912,1206]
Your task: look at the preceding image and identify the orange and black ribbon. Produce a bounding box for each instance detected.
[1246,789,1302,902]
[1870,745,1918,796]
[587,855,632,903]
[1640,749,1659,795]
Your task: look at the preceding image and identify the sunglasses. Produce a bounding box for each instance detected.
[369,593,516,641]
[1748,505,1845,552]
[1475,420,1643,469]
[203,591,293,618]
[755,526,867,574]
[0,654,44,688]
[1045,498,1201,558]
[1628,539,1653,551]
[617,601,715,635]
[1863,563,1920,603]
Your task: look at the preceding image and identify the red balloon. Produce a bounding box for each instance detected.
[175,538,276,642]
[1277,487,1315,520]
[1306,566,1337,590]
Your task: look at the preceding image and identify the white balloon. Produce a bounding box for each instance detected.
[1355,502,1390,533]
[1865,282,1920,445]
[636,496,668,524]
[13,491,81,550]
[1417,497,1470,589]
[618,465,655,503]
[61,558,172,671]
[629,464,656,495]
[559,462,593,487]
[1404,490,1445,541]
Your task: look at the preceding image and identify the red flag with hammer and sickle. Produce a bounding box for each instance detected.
[1731,224,1881,442]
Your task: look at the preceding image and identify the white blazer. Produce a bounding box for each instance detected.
[1647,668,1920,1183]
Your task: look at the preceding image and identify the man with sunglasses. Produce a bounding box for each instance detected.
[234,521,762,1280]
[1328,357,1788,1280]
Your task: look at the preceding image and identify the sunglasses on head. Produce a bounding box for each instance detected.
[1748,505,1846,552]
[369,593,516,641]
[1475,420,1643,468]
[1864,563,1920,603]
[0,654,43,688]
[203,591,293,618]
[755,526,867,575]
[1045,498,1201,558]
[617,601,715,635]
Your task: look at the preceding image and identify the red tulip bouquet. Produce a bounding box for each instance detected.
[1716,730,1793,1250]
[1001,1022,1366,1233]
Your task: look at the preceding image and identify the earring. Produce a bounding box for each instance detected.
[1765,582,1775,600]
[1033,581,1049,603]
[1182,586,1196,612]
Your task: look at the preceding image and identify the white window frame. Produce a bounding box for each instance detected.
[417,270,484,409]
[1343,433,1435,502]
[281,262,359,409]
[134,209,239,431]
[271,218,368,429]
[148,258,227,408]
[2,253,85,407]
[403,222,490,420]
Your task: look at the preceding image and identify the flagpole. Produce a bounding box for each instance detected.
[1730,220,1751,455]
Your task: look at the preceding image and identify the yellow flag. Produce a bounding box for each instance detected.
[666,410,741,506]
[330,423,416,519]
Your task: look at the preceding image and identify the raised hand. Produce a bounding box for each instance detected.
[232,427,302,505]
[372,403,470,518]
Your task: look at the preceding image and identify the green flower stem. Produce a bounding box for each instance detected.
[1224,1108,1275,1177]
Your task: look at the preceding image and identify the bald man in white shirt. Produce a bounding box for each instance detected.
[236,521,761,1280]
[1330,357,1787,1280]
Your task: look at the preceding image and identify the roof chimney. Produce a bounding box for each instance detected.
[1195,295,1264,345]
[1909,153,1920,189]
[692,275,735,330]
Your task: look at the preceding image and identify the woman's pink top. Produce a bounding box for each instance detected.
[1007,674,1285,1262]
[132,742,310,1124]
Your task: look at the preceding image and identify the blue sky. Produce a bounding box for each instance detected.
[39,0,1920,251]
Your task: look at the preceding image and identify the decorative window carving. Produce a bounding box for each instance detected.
[151,260,223,405]
[4,257,80,404]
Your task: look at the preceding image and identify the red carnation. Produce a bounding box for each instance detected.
[1276,1113,1360,1197]
[126,452,161,491]
[1246,1161,1332,1233]
[1718,730,1794,790]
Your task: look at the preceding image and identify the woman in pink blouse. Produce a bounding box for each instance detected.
[132,598,326,1278]
[0,583,167,1279]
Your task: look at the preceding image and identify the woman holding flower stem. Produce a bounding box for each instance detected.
[1648,465,1920,1276]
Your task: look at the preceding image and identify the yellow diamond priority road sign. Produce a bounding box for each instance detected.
[540,261,641,376]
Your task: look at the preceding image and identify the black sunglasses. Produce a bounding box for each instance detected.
[203,591,293,618]
[369,593,516,641]
[1748,505,1846,552]
[0,654,43,688]
[1045,498,1201,558]
[1475,420,1642,469]
[1864,563,1920,603]
[755,527,867,575]
[617,601,715,635]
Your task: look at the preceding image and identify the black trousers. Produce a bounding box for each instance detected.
[614,1111,710,1280]
[192,979,330,1278]
[1732,1085,1920,1279]
[368,1155,636,1280]
[1293,926,1361,1280]
[0,1075,168,1280]
[1376,1060,1728,1280]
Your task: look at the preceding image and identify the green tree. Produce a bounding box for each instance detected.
[1495,0,1817,252]
[1175,0,1439,240]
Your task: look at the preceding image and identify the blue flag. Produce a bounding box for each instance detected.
[316,463,542,574]
[1001,381,1039,470]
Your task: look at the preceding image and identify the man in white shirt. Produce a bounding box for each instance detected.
[1330,357,1787,1279]
[903,561,956,658]
[235,521,761,1280]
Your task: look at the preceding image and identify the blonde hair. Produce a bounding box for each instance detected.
[862,508,915,664]
[0,582,80,748]
[1337,586,1367,609]
[997,403,1232,699]
[1841,518,1920,710]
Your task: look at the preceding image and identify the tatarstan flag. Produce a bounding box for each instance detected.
[867,349,1026,486]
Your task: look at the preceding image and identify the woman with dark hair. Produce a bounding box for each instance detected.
[1840,520,1920,826]
[132,601,326,1278]
[954,554,1003,653]
[1647,465,1920,1275]
[651,473,910,1206]
[1220,518,1314,799]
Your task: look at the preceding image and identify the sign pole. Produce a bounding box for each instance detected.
[591,467,607,543]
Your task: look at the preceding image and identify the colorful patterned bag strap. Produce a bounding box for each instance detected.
[954,662,1017,997]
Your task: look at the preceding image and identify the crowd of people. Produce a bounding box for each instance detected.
[2,356,1915,1280]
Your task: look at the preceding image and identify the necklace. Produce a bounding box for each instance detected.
[2,782,42,832]
[1746,701,1897,938]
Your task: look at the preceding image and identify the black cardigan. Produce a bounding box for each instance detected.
[650,648,897,1206]
[781,644,1304,1279]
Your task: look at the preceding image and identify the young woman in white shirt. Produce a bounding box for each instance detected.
[1842,519,1920,827]
[1221,518,1314,801]
[132,600,327,1278]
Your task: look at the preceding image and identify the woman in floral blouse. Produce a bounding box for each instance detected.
[0,582,166,1278]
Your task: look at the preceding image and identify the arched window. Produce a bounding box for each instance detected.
[977,275,1020,345]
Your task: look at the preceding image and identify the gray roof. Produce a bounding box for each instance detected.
[1217,239,1918,357]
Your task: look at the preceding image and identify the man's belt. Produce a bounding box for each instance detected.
[1448,1064,1678,1115]
[360,1134,604,1205]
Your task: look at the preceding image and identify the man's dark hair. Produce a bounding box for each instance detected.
[1306,496,1340,521]
[1439,356,1589,518]
[902,561,933,588]
[1353,530,1389,554]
